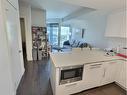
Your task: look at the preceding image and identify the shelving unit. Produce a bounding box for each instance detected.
[32,26,49,60]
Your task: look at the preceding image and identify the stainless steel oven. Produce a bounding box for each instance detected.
[60,65,84,85]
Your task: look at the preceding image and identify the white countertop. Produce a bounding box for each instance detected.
[50,49,126,68]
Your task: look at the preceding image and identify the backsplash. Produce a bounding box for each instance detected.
[107,37,127,54]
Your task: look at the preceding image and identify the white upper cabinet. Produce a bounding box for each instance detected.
[105,10,126,38]
[7,0,19,9]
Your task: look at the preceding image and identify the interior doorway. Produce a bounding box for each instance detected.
[20,18,27,65]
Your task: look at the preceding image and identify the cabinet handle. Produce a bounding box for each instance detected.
[90,64,102,67]
[65,83,77,87]
[90,66,101,69]
[90,64,102,69]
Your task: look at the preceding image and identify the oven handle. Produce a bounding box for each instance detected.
[65,83,77,87]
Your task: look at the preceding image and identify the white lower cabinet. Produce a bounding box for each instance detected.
[115,60,127,89]
[84,61,117,89]
[54,60,126,95]
[101,61,117,85]
[84,63,104,89]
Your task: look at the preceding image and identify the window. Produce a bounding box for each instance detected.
[47,23,71,47]
[47,23,59,46]
[60,26,71,47]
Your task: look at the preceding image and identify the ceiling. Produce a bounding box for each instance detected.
[19,0,125,19]
[19,0,84,19]
[58,0,125,11]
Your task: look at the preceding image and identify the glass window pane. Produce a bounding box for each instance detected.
[47,24,59,46]
[60,26,71,47]
[52,27,58,46]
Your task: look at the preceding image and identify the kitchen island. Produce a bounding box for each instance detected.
[50,49,126,95]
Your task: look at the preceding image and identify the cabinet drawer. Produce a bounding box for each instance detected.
[56,81,83,95]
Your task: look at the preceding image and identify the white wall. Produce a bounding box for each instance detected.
[83,15,109,48]
[71,28,83,40]
[65,15,109,48]
[107,37,127,49]
[66,12,126,49]
[83,14,126,49]
[31,8,46,27]
[19,2,33,61]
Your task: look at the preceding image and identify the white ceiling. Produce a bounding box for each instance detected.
[19,0,125,19]
[19,0,84,19]
[58,0,125,11]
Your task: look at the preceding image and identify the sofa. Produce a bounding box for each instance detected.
[63,40,89,49]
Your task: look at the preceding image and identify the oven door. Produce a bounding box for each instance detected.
[60,65,83,85]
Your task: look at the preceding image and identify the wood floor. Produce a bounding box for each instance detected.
[17,58,126,95]
[73,84,126,95]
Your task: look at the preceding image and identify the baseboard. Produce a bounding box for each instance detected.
[115,82,127,91]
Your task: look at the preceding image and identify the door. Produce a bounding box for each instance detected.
[84,63,103,89]
[20,18,27,62]
[5,1,24,90]
[101,61,117,85]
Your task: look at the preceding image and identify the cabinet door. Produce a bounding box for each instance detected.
[101,61,117,85]
[105,10,126,38]
[115,60,127,89]
[84,63,103,89]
